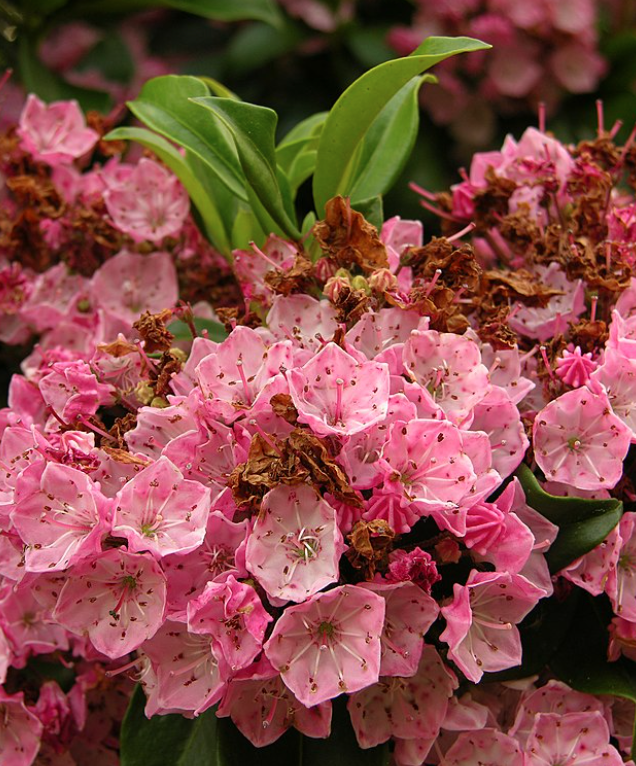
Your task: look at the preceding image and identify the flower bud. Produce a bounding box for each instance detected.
[350,275,371,295]
[314,257,337,283]
[324,275,350,302]
[368,268,398,293]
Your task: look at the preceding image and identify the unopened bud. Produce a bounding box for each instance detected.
[314,258,337,283]
[135,381,155,405]
[169,347,188,364]
[324,275,350,302]
[150,396,169,409]
[368,268,398,293]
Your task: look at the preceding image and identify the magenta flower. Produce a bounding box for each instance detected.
[53,548,167,658]
[246,484,345,603]
[440,570,543,682]
[533,388,632,490]
[187,575,272,672]
[264,584,385,707]
[288,343,390,437]
[12,462,110,572]
[112,456,211,557]
[348,646,456,748]
[104,158,190,243]
[217,656,332,747]
[0,689,43,766]
[17,94,98,166]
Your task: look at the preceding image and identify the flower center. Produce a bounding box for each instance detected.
[283,528,321,562]
[567,436,582,451]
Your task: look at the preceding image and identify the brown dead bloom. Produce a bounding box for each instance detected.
[133,309,174,354]
[346,519,396,580]
[313,195,389,273]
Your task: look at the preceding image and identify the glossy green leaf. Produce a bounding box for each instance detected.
[278,112,328,148]
[128,76,247,202]
[225,20,304,75]
[105,126,232,257]
[312,36,490,214]
[351,195,384,231]
[287,150,317,196]
[169,317,227,343]
[18,37,111,112]
[349,76,429,203]
[231,204,266,250]
[516,464,623,573]
[120,685,221,766]
[191,97,301,239]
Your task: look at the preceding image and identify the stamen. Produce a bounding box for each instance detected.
[538,101,546,133]
[249,241,282,271]
[135,341,157,372]
[77,415,114,442]
[610,119,624,139]
[408,181,438,202]
[235,359,252,405]
[446,221,476,243]
[540,345,556,381]
[596,99,604,136]
[424,269,443,298]
[590,294,598,323]
[248,419,282,455]
[334,378,344,424]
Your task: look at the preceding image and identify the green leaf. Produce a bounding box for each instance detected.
[127,76,247,202]
[169,317,227,343]
[312,36,490,214]
[105,126,232,257]
[231,204,266,249]
[191,97,301,239]
[287,150,317,196]
[75,31,135,84]
[351,195,384,231]
[121,686,221,766]
[225,20,305,75]
[18,36,111,112]
[278,112,328,148]
[349,76,428,203]
[516,464,623,573]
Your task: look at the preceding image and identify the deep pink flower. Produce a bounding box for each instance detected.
[533,387,631,490]
[385,548,440,594]
[187,575,272,672]
[104,158,189,243]
[557,346,597,388]
[38,360,113,423]
[440,570,543,682]
[17,95,98,166]
[246,484,345,603]
[53,548,167,658]
[264,584,385,707]
[288,343,390,437]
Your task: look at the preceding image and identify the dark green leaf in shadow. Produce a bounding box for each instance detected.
[169,317,227,343]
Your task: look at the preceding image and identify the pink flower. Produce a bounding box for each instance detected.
[440,570,543,682]
[442,729,524,766]
[591,348,636,439]
[288,343,390,437]
[12,462,109,572]
[403,331,490,424]
[103,158,189,243]
[38,360,113,423]
[17,95,98,166]
[90,250,179,325]
[267,295,338,354]
[525,711,623,766]
[217,656,332,747]
[348,646,456,748]
[246,484,345,603]
[0,689,43,766]
[187,575,272,672]
[556,346,597,388]
[112,456,210,557]
[385,547,441,594]
[53,548,167,658]
[606,513,636,622]
[264,584,385,707]
[533,388,632,490]
[360,582,439,677]
[232,235,297,306]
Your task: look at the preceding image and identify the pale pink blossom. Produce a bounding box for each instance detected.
[38,360,113,424]
[264,584,385,707]
[0,689,43,766]
[17,95,98,166]
[525,711,623,766]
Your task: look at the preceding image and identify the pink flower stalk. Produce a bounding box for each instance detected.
[53,548,167,658]
[288,343,391,437]
[103,158,189,243]
[12,462,110,572]
[246,484,345,603]
[112,456,211,557]
[264,584,385,707]
[187,575,272,672]
[217,656,332,747]
[17,94,98,166]
[533,387,632,490]
[440,570,543,682]
[347,646,456,748]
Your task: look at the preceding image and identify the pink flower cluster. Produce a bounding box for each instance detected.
[389,0,608,145]
[3,94,636,765]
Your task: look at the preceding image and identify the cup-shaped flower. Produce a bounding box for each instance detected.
[187,575,272,673]
[17,95,98,166]
[348,646,456,749]
[533,387,631,490]
[112,456,211,558]
[103,158,190,243]
[440,570,543,682]
[12,462,110,572]
[216,656,332,747]
[264,584,385,707]
[525,711,623,766]
[246,484,345,603]
[287,343,390,437]
[53,548,167,659]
